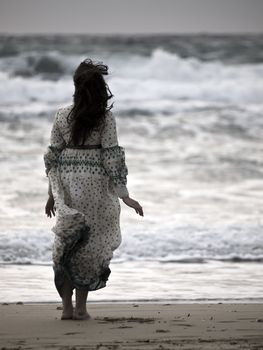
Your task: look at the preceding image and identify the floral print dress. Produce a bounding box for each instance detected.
[44,104,129,297]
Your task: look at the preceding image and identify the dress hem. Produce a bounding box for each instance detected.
[52,222,111,296]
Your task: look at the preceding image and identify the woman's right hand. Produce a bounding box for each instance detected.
[121,196,144,216]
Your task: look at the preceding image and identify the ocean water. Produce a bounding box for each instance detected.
[0,34,263,303]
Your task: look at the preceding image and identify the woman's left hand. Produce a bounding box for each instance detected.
[45,195,56,218]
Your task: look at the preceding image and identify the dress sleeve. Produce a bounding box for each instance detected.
[44,109,66,195]
[101,111,129,199]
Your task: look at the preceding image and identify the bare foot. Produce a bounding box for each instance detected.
[73,309,91,320]
[61,306,74,320]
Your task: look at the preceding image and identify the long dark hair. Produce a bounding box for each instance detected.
[67,58,114,145]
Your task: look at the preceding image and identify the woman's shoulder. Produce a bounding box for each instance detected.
[57,104,74,116]
[56,103,73,117]
[104,110,116,124]
[54,104,73,131]
[98,110,116,134]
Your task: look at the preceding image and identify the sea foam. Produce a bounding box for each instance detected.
[0,223,262,265]
[0,49,263,113]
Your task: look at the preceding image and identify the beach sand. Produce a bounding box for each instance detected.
[0,303,263,349]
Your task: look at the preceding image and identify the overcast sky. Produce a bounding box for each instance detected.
[0,0,262,35]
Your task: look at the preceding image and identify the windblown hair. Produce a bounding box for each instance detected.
[67,58,114,145]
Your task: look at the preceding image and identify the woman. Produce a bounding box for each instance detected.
[44,58,143,321]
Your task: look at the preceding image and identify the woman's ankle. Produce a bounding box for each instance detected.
[62,298,73,308]
[75,304,87,312]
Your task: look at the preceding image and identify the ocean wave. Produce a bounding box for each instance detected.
[111,48,263,106]
[0,71,73,105]
[0,48,263,110]
[0,51,78,80]
[1,34,263,64]
[14,55,66,78]
[1,224,262,265]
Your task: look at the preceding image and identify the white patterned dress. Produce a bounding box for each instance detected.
[44,104,129,296]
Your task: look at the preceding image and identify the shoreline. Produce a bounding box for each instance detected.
[2,262,263,303]
[2,298,263,305]
[1,302,263,349]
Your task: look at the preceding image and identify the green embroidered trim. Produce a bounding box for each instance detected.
[44,145,63,175]
[49,145,128,185]
[58,159,104,168]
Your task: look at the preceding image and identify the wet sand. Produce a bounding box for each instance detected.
[1,303,263,349]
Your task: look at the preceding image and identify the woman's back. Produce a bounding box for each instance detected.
[55,104,111,147]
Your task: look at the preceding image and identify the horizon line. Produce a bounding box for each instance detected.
[0,31,262,36]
